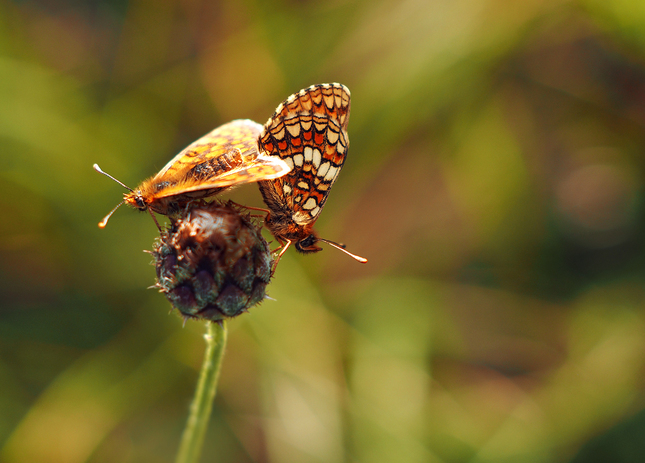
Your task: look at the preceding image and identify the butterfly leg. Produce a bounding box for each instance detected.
[228,202,271,215]
[240,205,271,215]
[227,202,271,219]
[273,239,291,258]
[270,239,292,273]
[147,208,162,232]
[242,205,272,219]
[279,239,292,258]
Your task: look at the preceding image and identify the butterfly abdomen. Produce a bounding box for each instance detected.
[188,148,246,181]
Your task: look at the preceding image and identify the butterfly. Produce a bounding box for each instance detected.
[256,83,367,264]
[95,119,291,229]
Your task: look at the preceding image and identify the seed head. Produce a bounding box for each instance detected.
[152,201,273,322]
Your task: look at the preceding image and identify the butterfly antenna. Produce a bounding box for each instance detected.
[319,238,368,263]
[93,164,135,192]
[98,201,124,228]
[94,164,137,228]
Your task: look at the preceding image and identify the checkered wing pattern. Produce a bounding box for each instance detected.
[257,83,350,226]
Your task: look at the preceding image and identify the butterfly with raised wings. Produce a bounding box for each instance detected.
[257,83,367,264]
[95,119,291,229]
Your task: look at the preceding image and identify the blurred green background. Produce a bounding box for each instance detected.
[3,0,645,461]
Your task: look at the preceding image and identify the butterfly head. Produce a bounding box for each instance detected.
[94,164,161,230]
[124,190,147,211]
[294,232,323,254]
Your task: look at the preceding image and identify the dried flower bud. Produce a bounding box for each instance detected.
[151,201,273,322]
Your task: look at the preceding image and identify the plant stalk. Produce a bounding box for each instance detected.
[175,321,228,463]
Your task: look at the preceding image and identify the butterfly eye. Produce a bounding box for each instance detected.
[295,235,323,254]
[135,196,147,210]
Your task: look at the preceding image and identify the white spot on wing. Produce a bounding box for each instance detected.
[318,161,330,178]
[293,211,310,225]
[293,154,303,167]
[323,94,334,109]
[312,148,322,168]
[327,129,339,144]
[324,165,338,182]
[304,146,313,162]
[284,157,294,170]
[287,123,300,137]
[302,197,317,210]
[334,92,342,108]
[283,184,292,195]
[310,206,321,217]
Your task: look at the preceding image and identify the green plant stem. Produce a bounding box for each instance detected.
[175,321,228,463]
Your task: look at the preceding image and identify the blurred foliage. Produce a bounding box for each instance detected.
[2,0,645,462]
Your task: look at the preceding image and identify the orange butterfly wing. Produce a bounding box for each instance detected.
[133,119,291,214]
[257,84,350,229]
